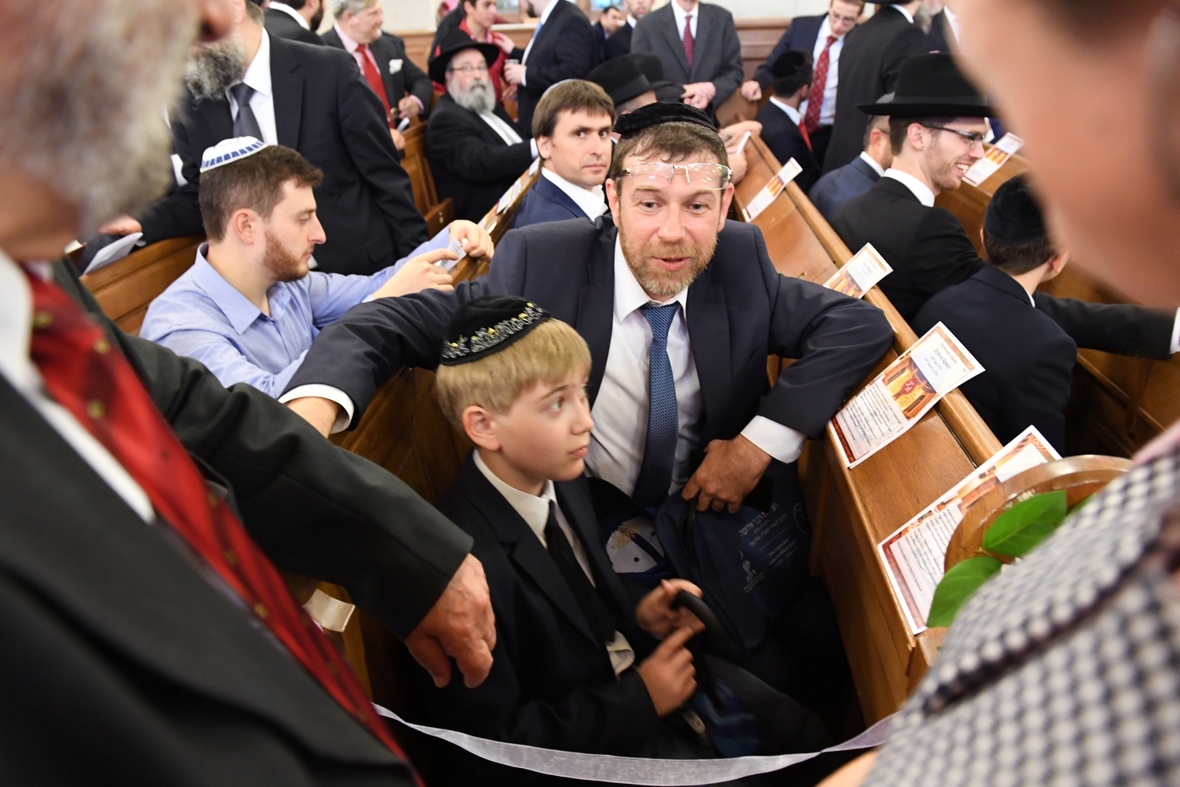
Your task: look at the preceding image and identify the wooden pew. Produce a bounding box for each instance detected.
[400,121,455,237]
[935,152,1180,458]
[81,235,204,335]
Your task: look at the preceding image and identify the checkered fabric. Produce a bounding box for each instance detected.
[865,447,1180,787]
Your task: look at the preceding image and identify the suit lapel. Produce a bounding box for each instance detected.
[537,177,586,219]
[689,5,715,81]
[372,36,399,108]
[196,95,234,150]
[576,222,618,403]
[660,7,691,78]
[269,36,304,149]
[686,264,731,439]
[555,481,636,628]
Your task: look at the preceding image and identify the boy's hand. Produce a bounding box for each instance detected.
[449,219,494,260]
[636,579,706,639]
[370,249,456,299]
[636,626,698,717]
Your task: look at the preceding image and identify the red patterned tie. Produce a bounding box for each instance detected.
[23,269,414,766]
[804,35,837,135]
[682,14,694,69]
[360,44,393,121]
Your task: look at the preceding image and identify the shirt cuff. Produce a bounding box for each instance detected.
[1172,308,1180,354]
[740,416,807,465]
[278,384,355,434]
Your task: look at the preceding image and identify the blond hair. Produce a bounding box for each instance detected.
[435,319,591,429]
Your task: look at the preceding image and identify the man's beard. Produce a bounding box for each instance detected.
[618,220,715,299]
[309,8,325,31]
[0,0,197,235]
[263,230,310,283]
[185,35,249,102]
[454,79,496,114]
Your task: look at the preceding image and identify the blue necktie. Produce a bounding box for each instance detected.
[633,303,680,508]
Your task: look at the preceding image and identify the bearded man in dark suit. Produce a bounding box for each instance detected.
[264,0,325,45]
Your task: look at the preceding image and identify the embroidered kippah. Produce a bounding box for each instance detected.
[200,136,268,173]
[984,174,1047,245]
[614,102,717,138]
[439,296,551,366]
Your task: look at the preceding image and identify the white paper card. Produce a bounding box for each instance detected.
[963,133,1025,187]
[83,232,144,274]
[824,243,893,299]
[741,158,802,222]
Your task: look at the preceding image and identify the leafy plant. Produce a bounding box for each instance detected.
[927,556,1003,628]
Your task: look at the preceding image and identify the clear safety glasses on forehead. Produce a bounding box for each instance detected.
[619,162,733,190]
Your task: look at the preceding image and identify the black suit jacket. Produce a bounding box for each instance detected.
[321,29,433,118]
[604,20,634,59]
[426,93,536,221]
[517,0,598,134]
[926,10,954,53]
[403,457,661,785]
[632,3,743,112]
[913,267,1077,452]
[752,14,825,89]
[832,177,1176,357]
[510,174,592,229]
[138,35,428,275]
[809,155,881,222]
[284,217,894,447]
[264,6,323,46]
[824,7,929,173]
[0,262,472,784]
[755,101,821,193]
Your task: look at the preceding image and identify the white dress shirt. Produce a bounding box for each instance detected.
[269,1,310,30]
[797,15,845,128]
[228,31,279,146]
[480,110,524,145]
[883,167,936,206]
[768,96,803,127]
[670,1,699,41]
[333,23,381,81]
[472,451,635,675]
[893,4,916,23]
[944,6,961,45]
[540,168,608,219]
[521,0,561,82]
[859,151,886,177]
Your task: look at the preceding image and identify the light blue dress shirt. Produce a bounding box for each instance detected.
[140,229,449,396]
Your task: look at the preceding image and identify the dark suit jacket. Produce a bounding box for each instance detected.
[285,217,894,448]
[510,174,592,229]
[403,456,661,785]
[824,6,929,173]
[517,0,598,135]
[604,20,634,59]
[321,29,433,118]
[632,2,743,111]
[264,6,323,45]
[0,262,473,784]
[926,10,954,53]
[755,101,821,194]
[832,177,1176,357]
[138,35,428,275]
[426,93,536,221]
[809,155,880,222]
[913,267,1077,452]
[752,14,825,89]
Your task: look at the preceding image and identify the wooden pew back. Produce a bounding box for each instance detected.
[400,121,455,238]
[81,235,204,336]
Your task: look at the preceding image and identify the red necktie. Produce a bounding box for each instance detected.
[799,121,813,151]
[804,35,837,135]
[23,269,414,766]
[682,14,694,69]
[360,44,393,121]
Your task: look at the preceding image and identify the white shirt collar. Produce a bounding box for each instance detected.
[269,2,310,30]
[536,0,559,26]
[333,21,362,53]
[894,4,916,23]
[612,237,690,324]
[473,450,558,545]
[238,29,273,99]
[541,168,607,219]
[884,167,935,207]
[859,151,886,177]
[671,1,698,32]
[0,252,37,394]
[627,14,637,27]
[944,6,961,43]
[768,96,802,126]
[478,110,524,145]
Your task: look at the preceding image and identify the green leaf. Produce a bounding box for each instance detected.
[927,556,1003,628]
[982,490,1068,558]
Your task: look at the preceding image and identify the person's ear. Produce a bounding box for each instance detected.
[461,405,502,452]
[606,177,622,217]
[908,122,926,150]
[718,182,735,230]
[536,134,554,160]
[231,208,261,246]
[1048,250,1070,274]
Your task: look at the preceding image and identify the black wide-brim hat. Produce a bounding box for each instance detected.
[428,29,503,85]
[588,56,653,106]
[857,53,990,118]
[629,53,684,104]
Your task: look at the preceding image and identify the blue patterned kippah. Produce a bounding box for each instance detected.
[200,136,268,174]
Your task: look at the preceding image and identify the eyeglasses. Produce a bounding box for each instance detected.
[923,124,986,148]
[447,64,489,75]
[619,162,733,189]
[828,10,860,26]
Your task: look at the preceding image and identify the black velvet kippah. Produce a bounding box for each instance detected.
[770,50,811,80]
[614,102,716,137]
[984,174,1047,245]
[439,296,551,366]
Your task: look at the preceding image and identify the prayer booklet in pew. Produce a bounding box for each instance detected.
[830,323,984,467]
[741,158,802,222]
[824,243,893,299]
[963,132,1025,187]
[877,425,1060,634]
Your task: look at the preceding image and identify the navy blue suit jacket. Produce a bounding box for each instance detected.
[755,102,821,193]
[809,155,880,222]
[752,14,826,88]
[285,217,894,447]
[516,0,598,135]
[913,267,1077,452]
[510,175,593,229]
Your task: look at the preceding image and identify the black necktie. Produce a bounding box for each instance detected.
[544,502,616,644]
[229,83,263,140]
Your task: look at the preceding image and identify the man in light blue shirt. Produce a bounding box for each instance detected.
[141,138,492,396]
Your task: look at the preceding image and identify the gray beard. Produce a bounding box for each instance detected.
[185,38,248,101]
[454,80,496,115]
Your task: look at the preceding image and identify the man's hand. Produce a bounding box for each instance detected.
[397,95,422,120]
[371,249,456,299]
[502,83,519,104]
[404,554,497,689]
[681,81,717,110]
[682,435,772,513]
[449,219,494,260]
[719,120,762,145]
[286,396,342,437]
[504,62,526,85]
[635,626,698,717]
[740,80,763,102]
[636,579,706,639]
[390,128,406,151]
[98,214,143,236]
[726,149,748,184]
[492,31,517,53]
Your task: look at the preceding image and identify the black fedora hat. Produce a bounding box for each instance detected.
[629,53,684,104]
[428,29,503,85]
[587,57,653,107]
[857,53,990,118]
